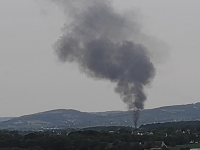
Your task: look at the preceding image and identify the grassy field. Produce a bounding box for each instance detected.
[170,143,200,150]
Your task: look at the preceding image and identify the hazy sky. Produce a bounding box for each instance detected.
[0,0,200,117]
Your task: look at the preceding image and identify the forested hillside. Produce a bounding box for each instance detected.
[0,103,200,130]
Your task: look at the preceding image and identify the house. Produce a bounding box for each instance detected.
[150,141,167,150]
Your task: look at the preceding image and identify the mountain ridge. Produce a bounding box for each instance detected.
[0,102,200,130]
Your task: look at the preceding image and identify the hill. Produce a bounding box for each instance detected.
[0,117,12,122]
[140,121,200,130]
[0,103,200,130]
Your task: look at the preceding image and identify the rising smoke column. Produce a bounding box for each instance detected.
[53,0,156,127]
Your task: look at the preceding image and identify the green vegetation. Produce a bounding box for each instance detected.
[170,143,200,150]
[0,122,200,150]
[141,121,200,130]
[0,103,200,149]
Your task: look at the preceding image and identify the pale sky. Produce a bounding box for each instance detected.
[0,0,200,117]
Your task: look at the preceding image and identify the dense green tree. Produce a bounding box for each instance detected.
[0,125,200,150]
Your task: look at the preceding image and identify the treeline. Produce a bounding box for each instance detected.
[140,121,200,130]
[1,121,200,150]
[0,129,144,150]
[0,126,200,150]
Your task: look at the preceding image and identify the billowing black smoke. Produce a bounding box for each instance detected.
[53,0,156,127]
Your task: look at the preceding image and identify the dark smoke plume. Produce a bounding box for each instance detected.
[53,0,156,127]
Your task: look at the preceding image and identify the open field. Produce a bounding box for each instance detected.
[170,143,200,150]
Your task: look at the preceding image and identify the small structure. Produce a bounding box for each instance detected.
[150,141,167,150]
[107,143,113,148]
